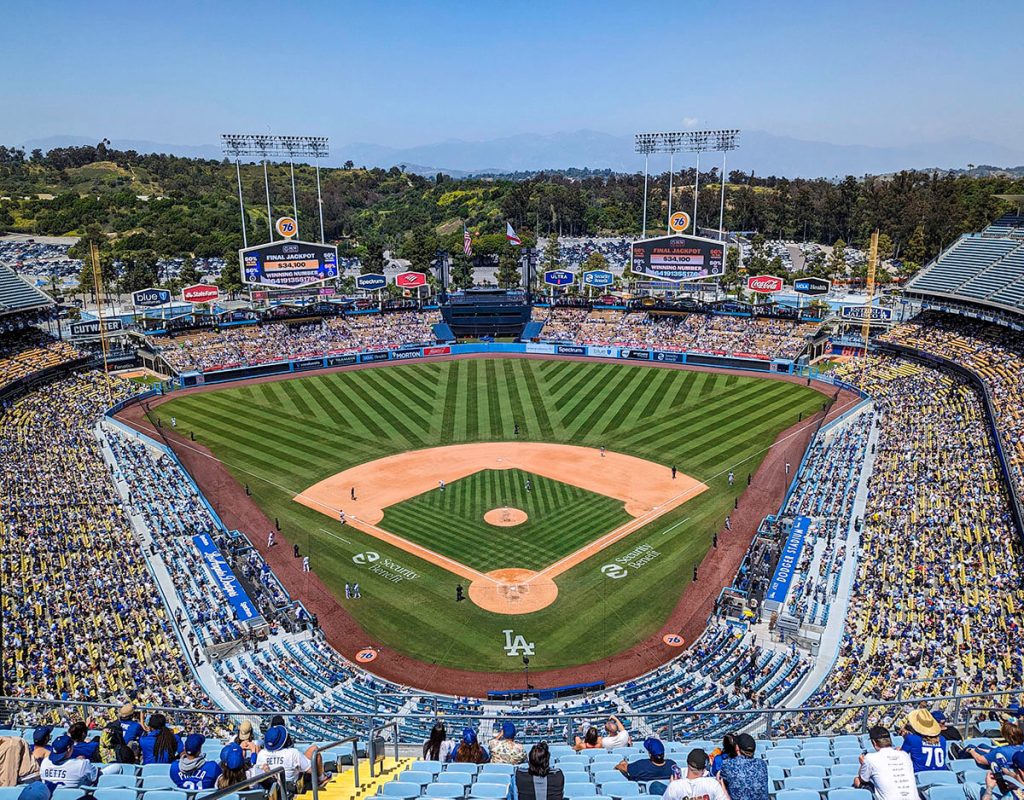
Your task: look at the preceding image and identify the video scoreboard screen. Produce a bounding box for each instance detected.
[240,240,339,289]
[631,234,725,281]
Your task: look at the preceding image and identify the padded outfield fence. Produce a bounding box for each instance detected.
[2,689,1021,750]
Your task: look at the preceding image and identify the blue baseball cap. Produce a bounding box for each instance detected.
[221,743,246,771]
[461,728,477,745]
[1012,750,1024,770]
[18,783,50,800]
[49,735,74,764]
[33,725,54,745]
[643,737,665,758]
[184,733,206,755]
[501,722,516,739]
[931,710,947,723]
[265,725,288,752]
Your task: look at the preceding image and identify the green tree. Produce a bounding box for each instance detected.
[496,247,522,289]
[876,233,895,261]
[216,255,244,298]
[829,239,847,282]
[542,233,561,270]
[903,224,926,269]
[359,235,385,274]
[450,253,474,290]
[746,233,769,273]
[179,257,202,286]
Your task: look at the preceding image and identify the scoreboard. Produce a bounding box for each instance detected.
[630,234,726,281]
[240,239,339,289]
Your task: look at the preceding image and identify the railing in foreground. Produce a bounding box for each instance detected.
[202,767,287,800]
[311,736,360,800]
[2,689,1021,745]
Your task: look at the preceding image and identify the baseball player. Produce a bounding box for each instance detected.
[302,556,310,572]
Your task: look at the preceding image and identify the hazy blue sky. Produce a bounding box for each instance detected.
[3,0,1021,148]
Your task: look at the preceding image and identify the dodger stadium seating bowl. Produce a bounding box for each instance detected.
[1,214,1023,800]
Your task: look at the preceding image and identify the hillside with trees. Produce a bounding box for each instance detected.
[1,142,1022,283]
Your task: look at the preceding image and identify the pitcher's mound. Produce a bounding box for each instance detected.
[484,507,528,527]
[468,568,558,614]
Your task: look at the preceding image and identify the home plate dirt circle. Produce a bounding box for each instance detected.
[468,568,559,614]
[484,507,528,527]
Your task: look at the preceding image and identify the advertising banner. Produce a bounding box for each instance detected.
[630,235,725,281]
[191,534,259,622]
[556,345,586,355]
[587,345,619,358]
[133,287,171,307]
[765,516,811,604]
[525,342,556,354]
[240,240,339,289]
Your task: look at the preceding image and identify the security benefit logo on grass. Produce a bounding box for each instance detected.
[600,543,661,579]
[351,550,420,583]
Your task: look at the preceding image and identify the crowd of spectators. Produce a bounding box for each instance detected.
[537,308,817,360]
[795,355,1024,732]
[0,371,209,709]
[880,311,1024,505]
[151,311,441,373]
[0,330,83,390]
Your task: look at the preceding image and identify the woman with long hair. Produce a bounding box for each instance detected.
[423,723,452,761]
[573,727,602,751]
[217,743,255,789]
[139,714,182,765]
[515,742,565,800]
[448,728,490,764]
[710,733,736,776]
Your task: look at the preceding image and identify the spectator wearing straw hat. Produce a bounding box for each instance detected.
[117,703,143,744]
[901,710,949,773]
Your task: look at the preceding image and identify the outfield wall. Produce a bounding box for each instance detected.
[179,342,797,387]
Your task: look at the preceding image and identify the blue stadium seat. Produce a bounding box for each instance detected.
[412,762,445,777]
[594,770,627,787]
[783,777,825,792]
[928,787,971,800]
[801,758,834,770]
[95,789,142,800]
[770,758,801,772]
[775,790,823,800]
[144,792,191,800]
[977,721,1002,735]
[468,784,509,800]
[445,764,479,776]
[917,773,959,788]
[791,766,827,779]
[98,774,139,789]
[51,789,88,800]
[475,775,511,787]
[141,766,171,778]
[398,772,434,788]
[828,765,860,782]
[0,788,23,800]
[424,784,466,799]
[559,762,589,774]
[564,784,597,798]
[379,785,420,800]
[768,766,787,786]
[826,789,872,800]
[606,786,642,800]
[142,776,176,790]
[480,765,515,776]
[438,774,474,788]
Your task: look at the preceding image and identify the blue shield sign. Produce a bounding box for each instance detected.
[133,287,171,307]
[356,273,387,291]
[583,270,614,287]
[544,269,575,287]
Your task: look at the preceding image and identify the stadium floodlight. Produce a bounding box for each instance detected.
[221,134,331,245]
[635,129,741,238]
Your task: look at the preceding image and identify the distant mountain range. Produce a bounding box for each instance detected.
[19,130,1024,179]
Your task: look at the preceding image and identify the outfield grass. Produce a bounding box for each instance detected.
[381,468,631,573]
[159,358,823,671]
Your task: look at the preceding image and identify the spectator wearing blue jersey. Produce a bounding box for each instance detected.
[963,722,1024,769]
[139,714,182,765]
[68,721,100,763]
[710,734,737,777]
[117,703,144,744]
[170,734,222,790]
[901,710,948,772]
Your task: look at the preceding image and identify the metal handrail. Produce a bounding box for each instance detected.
[369,721,400,777]
[311,735,361,800]
[201,766,287,800]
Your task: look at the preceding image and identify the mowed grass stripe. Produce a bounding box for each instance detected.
[553,362,613,416]
[501,360,530,438]
[280,380,317,419]
[380,469,630,572]
[484,360,503,440]
[566,364,647,437]
[515,360,555,439]
[358,368,434,433]
[592,367,665,438]
[439,363,459,443]
[548,361,601,409]
[637,368,679,421]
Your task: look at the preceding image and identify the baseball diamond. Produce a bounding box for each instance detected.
[150,357,823,671]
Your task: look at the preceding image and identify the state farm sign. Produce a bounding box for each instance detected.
[182,283,220,304]
[747,275,784,294]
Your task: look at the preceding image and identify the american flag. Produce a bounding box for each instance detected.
[463,226,473,256]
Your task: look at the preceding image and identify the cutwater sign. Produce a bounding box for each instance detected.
[544,269,574,287]
[583,270,614,287]
[192,534,259,622]
[356,273,387,291]
[133,287,170,307]
[765,516,811,604]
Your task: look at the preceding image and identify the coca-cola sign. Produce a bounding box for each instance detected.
[182,283,220,304]
[747,275,784,294]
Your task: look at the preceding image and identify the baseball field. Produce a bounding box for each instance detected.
[155,357,823,672]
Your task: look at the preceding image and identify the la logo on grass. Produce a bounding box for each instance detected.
[502,629,535,657]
